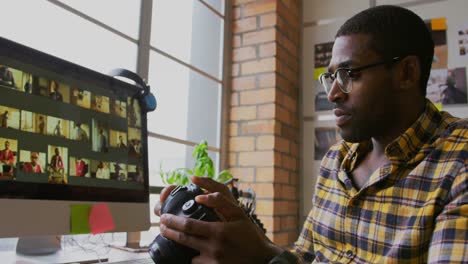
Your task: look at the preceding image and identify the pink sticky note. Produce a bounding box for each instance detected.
[89,203,116,235]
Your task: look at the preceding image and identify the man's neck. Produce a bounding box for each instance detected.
[371,98,426,158]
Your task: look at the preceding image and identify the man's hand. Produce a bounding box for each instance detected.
[155,176,282,264]
[153,183,177,217]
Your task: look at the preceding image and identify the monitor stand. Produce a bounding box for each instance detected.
[109,232,149,253]
[16,236,61,255]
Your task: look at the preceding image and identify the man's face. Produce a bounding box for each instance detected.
[31,154,38,165]
[4,141,9,149]
[327,34,398,142]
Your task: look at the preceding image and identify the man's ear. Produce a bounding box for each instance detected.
[397,55,421,92]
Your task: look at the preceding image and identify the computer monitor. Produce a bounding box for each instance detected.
[0,37,151,240]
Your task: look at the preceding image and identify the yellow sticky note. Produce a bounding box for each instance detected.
[434,103,443,111]
[70,204,92,234]
[431,18,446,30]
[314,67,327,80]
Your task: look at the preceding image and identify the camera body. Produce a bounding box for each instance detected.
[148,184,220,264]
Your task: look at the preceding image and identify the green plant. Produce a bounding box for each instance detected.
[160,141,232,186]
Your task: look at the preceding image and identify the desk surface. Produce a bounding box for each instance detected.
[0,245,152,264]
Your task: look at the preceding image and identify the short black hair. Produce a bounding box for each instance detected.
[336,5,434,96]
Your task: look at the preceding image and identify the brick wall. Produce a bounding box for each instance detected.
[229,0,301,247]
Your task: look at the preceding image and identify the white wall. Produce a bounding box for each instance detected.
[301,0,468,221]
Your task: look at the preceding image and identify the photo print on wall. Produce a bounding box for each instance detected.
[314,127,341,160]
[314,41,334,112]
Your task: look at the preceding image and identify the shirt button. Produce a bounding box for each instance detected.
[346,250,354,258]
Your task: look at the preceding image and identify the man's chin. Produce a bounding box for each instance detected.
[338,127,370,143]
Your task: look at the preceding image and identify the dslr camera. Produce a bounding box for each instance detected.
[148,184,220,264]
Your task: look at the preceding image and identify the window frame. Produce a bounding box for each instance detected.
[136,0,232,229]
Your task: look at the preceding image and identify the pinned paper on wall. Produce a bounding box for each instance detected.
[431,17,447,30]
[89,203,116,235]
[425,17,448,69]
[70,204,92,234]
[314,41,334,80]
[313,41,335,112]
[314,67,327,80]
[427,67,468,105]
[457,23,468,57]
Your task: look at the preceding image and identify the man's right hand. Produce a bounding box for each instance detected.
[153,176,284,264]
[153,183,177,217]
[153,176,237,217]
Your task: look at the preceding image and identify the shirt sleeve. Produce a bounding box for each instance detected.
[427,165,468,263]
[291,209,316,263]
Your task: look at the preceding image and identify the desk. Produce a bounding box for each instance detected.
[0,245,151,264]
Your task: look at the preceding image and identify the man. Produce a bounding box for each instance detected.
[75,157,87,177]
[50,148,63,171]
[98,128,108,152]
[23,152,42,173]
[23,74,32,94]
[0,141,15,176]
[74,123,88,142]
[117,135,127,149]
[53,120,62,137]
[1,110,8,128]
[0,66,15,88]
[37,115,45,134]
[128,139,141,157]
[155,5,467,264]
[49,81,63,101]
[96,161,110,179]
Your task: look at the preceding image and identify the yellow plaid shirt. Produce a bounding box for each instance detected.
[294,100,467,263]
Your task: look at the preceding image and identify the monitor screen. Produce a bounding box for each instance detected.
[0,37,150,237]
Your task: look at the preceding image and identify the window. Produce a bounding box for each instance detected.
[0,0,229,249]
[144,0,228,241]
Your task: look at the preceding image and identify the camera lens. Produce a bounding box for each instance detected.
[149,235,194,264]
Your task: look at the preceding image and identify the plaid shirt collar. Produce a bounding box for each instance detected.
[340,99,442,171]
[336,100,445,192]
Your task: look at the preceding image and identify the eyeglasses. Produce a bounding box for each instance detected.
[318,57,401,95]
[31,156,38,159]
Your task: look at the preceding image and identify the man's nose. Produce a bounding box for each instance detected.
[327,79,347,103]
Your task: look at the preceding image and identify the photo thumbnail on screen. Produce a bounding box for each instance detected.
[110,129,127,149]
[0,137,17,179]
[48,80,70,103]
[91,160,110,180]
[127,97,141,128]
[110,162,127,181]
[19,150,46,174]
[47,145,68,184]
[92,94,110,114]
[70,121,90,142]
[20,111,48,135]
[128,164,143,183]
[70,156,90,177]
[0,65,24,91]
[92,119,109,153]
[0,105,20,130]
[47,116,70,139]
[111,99,127,118]
[128,127,142,158]
[71,87,91,109]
